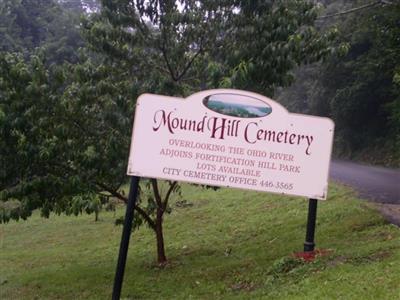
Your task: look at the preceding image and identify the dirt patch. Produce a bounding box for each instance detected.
[230,281,257,292]
[175,199,194,208]
[328,250,393,267]
[375,203,400,227]
[349,218,389,232]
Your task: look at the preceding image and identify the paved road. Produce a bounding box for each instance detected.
[329,160,400,204]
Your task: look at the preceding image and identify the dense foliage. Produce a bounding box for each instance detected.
[323,3,400,163]
[0,52,134,222]
[0,0,85,64]
[278,1,400,165]
[210,0,338,95]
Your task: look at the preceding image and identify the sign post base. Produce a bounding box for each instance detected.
[304,198,318,252]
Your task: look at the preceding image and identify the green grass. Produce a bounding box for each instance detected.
[1,183,399,299]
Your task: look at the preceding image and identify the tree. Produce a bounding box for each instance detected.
[0,52,135,222]
[80,0,336,264]
[1,0,335,265]
[0,0,84,64]
[82,0,238,265]
[278,1,400,165]
[209,0,338,95]
[326,3,400,164]
[0,52,64,221]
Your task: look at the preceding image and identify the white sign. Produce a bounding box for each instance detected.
[127,89,334,200]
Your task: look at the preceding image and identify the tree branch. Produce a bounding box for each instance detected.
[162,181,177,210]
[160,45,178,81]
[150,178,163,208]
[175,47,203,82]
[147,60,170,76]
[96,182,127,203]
[175,35,205,82]
[317,1,384,20]
[96,181,156,230]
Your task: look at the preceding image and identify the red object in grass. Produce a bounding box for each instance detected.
[293,249,332,262]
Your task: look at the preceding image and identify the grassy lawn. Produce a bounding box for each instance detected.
[1,183,399,299]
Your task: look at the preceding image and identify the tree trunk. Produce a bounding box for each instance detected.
[155,207,167,265]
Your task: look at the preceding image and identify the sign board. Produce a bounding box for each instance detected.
[127,89,334,199]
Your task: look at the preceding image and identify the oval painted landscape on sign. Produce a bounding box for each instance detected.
[203,93,272,118]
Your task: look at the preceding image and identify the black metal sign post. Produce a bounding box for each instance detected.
[304,198,318,252]
[112,176,140,300]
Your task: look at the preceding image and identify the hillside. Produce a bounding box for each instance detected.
[1,183,399,299]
